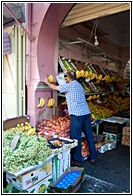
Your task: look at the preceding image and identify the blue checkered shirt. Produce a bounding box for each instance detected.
[58,80,90,116]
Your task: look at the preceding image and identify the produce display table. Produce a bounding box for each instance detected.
[91,120,103,134]
[103,116,129,124]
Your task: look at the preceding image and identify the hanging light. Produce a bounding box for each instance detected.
[94,20,99,46]
[94,35,99,46]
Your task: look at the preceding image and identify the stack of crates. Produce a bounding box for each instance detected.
[121,126,130,147]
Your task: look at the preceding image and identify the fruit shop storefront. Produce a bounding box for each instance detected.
[3,2,130,193]
[25,3,130,127]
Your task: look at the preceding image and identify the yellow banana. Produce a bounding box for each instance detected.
[47,98,52,107]
[76,70,80,78]
[80,70,85,77]
[26,128,36,136]
[47,75,54,83]
[88,71,93,78]
[40,98,45,107]
[84,70,89,78]
[97,94,100,99]
[90,73,95,80]
[37,98,42,108]
[62,100,67,105]
[47,98,55,107]
[37,98,45,108]
[87,95,93,100]
[98,74,103,80]
[50,98,55,107]
[95,80,100,84]
[93,94,97,99]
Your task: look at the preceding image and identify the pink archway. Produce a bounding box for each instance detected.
[26,3,74,126]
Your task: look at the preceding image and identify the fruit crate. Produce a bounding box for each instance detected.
[47,167,85,193]
[3,115,30,130]
[103,122,125,134]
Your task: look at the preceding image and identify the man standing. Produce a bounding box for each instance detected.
[44,71,97,166]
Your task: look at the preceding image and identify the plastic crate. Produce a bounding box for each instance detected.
[103,122,124,134]
[48,167,85,193]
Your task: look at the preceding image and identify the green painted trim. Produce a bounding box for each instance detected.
[37,84,50,89]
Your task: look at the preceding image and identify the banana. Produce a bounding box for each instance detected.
[87,95,93,100]
[47,98,55,107]
[76,70,80,78]
[40,98,45,107]
[98,74,103,80]
[26,128,36,136]
[62,100,67,105]
[84,70,89,78]
[47,98,52,107]
[47,75,54,83]
[90,73,95,80]
[37,98,45,108]
[50,98,55,107]
[88,71,93,78]
[93,94,97,99]
[94,79,100,84]
[80,70,85,77]
[97,94,100,99]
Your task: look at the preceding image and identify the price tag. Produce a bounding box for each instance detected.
[85,78,90,82]
[10,135,20,150]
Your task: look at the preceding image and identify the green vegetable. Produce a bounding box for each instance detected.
[3,130,51,173]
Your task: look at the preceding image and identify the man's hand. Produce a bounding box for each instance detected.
[44,78,59,91]
[44,78,49,85]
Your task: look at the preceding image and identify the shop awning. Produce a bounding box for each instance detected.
[61,3,130,28]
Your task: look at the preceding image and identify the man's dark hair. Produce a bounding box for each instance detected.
[67,71,76,80]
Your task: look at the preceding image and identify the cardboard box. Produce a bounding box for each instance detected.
[52,153,64,182]
[122,135,130,141]
[121,140,130,147]
[102,132,122,143]
[48,167,85,193]
[26,174,53,193]
[3,115,30,130]
[52,149,71,182]
[98,144,108,153]
[107,141,116,150]
[122,127,130,137]
[63,149,71,171]
[6,160,52,190]
[123,126,130,132]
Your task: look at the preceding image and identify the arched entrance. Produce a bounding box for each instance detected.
[26,3,74,126]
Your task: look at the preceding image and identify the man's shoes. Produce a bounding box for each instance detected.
[71,160,82,167]
[89,159,97,164]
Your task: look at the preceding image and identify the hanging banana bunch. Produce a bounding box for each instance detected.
[47,74,54,83]
[84,70,89,78]
[76,70,80,79]
[79,70,85,77]
[47,98,55,108]
[37,98,45,108]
